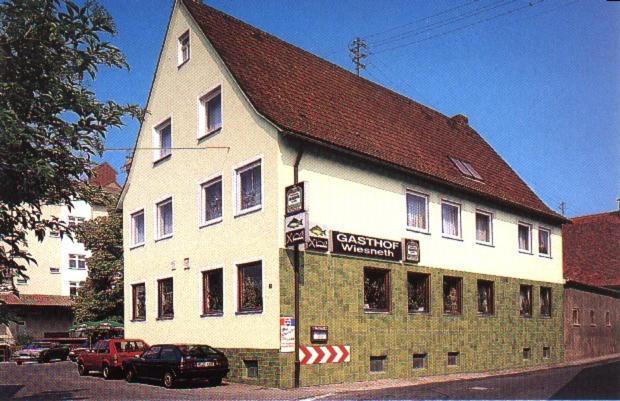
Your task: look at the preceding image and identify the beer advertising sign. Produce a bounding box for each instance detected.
[307,224,329,252]
[331,231,402,261]
[285,182,305,216]
[285,212,306,247]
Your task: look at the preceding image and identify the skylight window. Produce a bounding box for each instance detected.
[449,157,483,181]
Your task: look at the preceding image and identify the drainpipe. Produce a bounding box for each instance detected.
[293,147,304,388]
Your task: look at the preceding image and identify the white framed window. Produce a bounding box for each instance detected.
[406,190,428,232]
[198,87,222,138]
[153,119,172,161]
[49,267,60,274]
[131,209,145,246]
[538,227,551,257]
[16,277,28,285]
[235,159,262,216]
[68,216,85,228]
[201,176,223,226]
[69,281,84,297]
[69,254,86,270]
[178,30,190,66]
[156,198,173,239]
[441,200,461,239]
[475,210,493,245]
[518,222,532,253]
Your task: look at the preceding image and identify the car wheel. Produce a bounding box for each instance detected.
[77,363,88,376]
[125,367,136,383]
[162,371,175,389]
[102,365,112,380]
[210,377,223,386]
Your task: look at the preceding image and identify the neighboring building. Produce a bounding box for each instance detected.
[0,164,120,346]
[119,0,568,388]
[562,210,620,362]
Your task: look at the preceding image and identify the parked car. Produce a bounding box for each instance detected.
[122,344,229,388]
[77,339,147,379]
[14,342,70,365]
[68,340,92,362]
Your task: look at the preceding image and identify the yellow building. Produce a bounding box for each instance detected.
[0,164,120,351]
[119,0,568,388]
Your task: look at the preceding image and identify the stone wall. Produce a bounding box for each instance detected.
[280,249,564,388]
[563,286,620,361]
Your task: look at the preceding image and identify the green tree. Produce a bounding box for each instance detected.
[0,0,140,323]
[72,200,123,323]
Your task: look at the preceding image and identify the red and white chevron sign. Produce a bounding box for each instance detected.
[299,345,351,365]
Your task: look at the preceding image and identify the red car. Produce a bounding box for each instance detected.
[77,339,147,379]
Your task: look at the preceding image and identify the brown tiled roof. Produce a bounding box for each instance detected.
[0,293,73,307]
[89,163,121,194]
[562,211,620,287]
[181,0,564,223]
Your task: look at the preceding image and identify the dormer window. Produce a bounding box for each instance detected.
[449,157,482,181]
[178,31,190,66]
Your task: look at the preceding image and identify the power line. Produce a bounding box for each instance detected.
[103,146,230,151]
[372,0,545,55]
[365,0,481,39]
[371,0,517,48]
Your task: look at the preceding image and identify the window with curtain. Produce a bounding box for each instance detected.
[131,210,145,245]
[132,283,146,320]
[158,278,174,319]
[538,228,550,256]
[475,211,492,244]
[441,201,461,238]
[202,269,223,315]
[406,192,428,231]
[202,177,222,224]
[157,198,173,238]
[157,121,172,159]
[238,262,263,312]
[540,287,552,317]
[519,285,532,317]
[236,160,262,213]
[518,223,531,252]
[207,92,222,132]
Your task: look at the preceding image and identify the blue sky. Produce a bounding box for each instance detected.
[93,0,619,217]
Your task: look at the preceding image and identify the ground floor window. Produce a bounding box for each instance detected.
[523,348,531,360]
[477,280,494,315]
[412,353,427,369]
[447,352,459,366]
[519,285,532,317]
[407,272,429,313]
[540,287,552,317]
[244,360,258,378]
[543,346,550,359]
[364,268,390,312]
[202,268,223,315]
[132,283,146,320]
[370,356,386,372]
[158,278,174,319]
[572,308,580,325]
[238,262,263,312]
[590,310,596,326]
[606,311,611,327]
[443,276,462,315]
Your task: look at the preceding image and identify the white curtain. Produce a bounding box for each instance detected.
[159,202,173,236]
[407,194,426,229]
[519,225,529,250]
[133,213,144,243]
[207,93,222,131]
[442,203,459,236]
[476,214,489,242]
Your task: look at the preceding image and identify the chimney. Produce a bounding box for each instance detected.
[617,197,620,211]
[450,114,469,127]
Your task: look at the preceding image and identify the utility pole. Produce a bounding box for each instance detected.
[349,37,368,76]
[558,201,566,216]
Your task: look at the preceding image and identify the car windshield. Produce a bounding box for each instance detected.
[114,341,146,353]
[25,343,50,349]
[177,345,220,357]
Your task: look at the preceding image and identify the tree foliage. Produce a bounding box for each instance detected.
[0,0,140,301]
[72,199,123,323]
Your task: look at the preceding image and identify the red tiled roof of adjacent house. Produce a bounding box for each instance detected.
[181,0,565,223]
[0,293,73,307]
[562,211,620,288]
[89,163,121,193]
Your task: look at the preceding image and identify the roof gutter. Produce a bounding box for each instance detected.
[281,130,569,226]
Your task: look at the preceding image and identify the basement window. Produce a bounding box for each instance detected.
[244,360,258,378]
[447,352,459,366]
[523,348,531,360]
[412,353,427,369]
[543,347,550,359]
[370,356,386,372]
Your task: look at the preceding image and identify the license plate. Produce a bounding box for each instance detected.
[197,361,215,367]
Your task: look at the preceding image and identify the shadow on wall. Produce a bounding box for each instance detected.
[550,360,620,400]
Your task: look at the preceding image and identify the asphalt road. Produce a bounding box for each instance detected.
[1,358,619,400]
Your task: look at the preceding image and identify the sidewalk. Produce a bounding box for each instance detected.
[249,353,620,400]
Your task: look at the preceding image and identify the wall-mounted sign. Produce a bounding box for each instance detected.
[307,224,329,252]
[299,345,350,365]
[285,182,305,216]
[285,212,306,247]
[403,239,420,263]
[331,231,402,261]
[310,326,328,344]
[280,317,295,353]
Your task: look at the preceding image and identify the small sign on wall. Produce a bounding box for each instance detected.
[310,326,328,344]
[285,212,307,247]
[280,317,295,353]
[402,239,420,263]
[285,182,305,216]
[307,224,329,252]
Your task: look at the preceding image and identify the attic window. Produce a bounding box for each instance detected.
[178,31,190,66]
[449,157,482,181]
